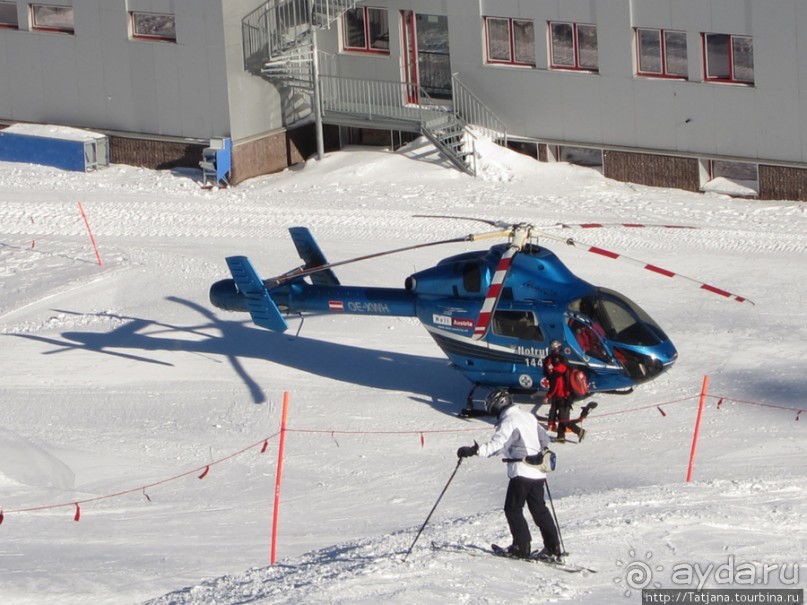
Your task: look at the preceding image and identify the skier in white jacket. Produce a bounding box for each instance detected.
[457,389,562,561]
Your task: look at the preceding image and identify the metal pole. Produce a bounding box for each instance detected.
[403,458,463,561]
[544,479,565,556]
[311,9,324,161]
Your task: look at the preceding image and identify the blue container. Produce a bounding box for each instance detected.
[0,124,109,172]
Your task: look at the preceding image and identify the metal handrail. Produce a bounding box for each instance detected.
[319,76,451,124]
[242,0,357,70]
[451,73,508,143]
[242,4,270,71]
[319,75,477,174]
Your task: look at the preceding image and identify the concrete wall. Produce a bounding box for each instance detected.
[0,0,277,141]
[222,0,287,143]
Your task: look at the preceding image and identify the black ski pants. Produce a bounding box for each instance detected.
[503,476,560,556]
[555,396,582,437]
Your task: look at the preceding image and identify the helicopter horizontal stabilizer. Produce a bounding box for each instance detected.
[289,227,340,286]
[225,256,288,332]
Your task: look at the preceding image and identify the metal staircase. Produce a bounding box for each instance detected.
[241,1,507,176]
[420,114,475,175]
[242,0,354,90]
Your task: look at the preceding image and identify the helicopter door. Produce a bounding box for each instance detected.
[567,316,615,364]
[489,308,546,387]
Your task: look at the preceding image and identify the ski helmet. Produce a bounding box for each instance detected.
[550,340,563,352]
[485,389,513,416]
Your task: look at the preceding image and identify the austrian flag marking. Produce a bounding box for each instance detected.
[328,301,344,312]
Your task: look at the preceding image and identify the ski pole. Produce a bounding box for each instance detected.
[403,457,463,562]
[544,479,566,555]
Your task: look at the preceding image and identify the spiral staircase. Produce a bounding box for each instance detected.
[241,0,507,176]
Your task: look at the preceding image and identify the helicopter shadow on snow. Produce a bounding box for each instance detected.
[12,296,471,415]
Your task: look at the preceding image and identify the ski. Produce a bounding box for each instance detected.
[491,543,596,573]
[430,541,595,574]
[431,541,490,557]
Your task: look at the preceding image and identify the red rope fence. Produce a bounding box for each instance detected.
[0,387,801,525]
[0,432,279,522]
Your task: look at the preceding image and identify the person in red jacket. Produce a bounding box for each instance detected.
[541,340,566,430]
[543,341,586,444]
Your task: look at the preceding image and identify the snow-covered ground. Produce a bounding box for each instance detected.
[0,139,804,604]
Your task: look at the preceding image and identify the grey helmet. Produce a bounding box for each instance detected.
[550,339,563,352]
[485,389,513,416]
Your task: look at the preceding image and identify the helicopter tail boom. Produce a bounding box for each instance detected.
[224,256,288,332]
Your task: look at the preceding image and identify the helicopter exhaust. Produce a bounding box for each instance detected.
[209,278,247,312]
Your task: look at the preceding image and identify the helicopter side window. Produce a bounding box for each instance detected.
[462,262,481,292]
[492,310,544,341]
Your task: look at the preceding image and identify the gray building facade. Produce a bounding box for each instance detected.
[1,1,806,199]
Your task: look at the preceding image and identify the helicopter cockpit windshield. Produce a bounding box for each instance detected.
[568,288,674,381]
[579,288,667,346]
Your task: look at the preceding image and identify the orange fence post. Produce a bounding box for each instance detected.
[77,201,102,266]
[686,376,710,482]
[271,392,289,564]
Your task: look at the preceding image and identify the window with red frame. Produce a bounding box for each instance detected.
[703,33,754,84]
[130,11,176,42]
[636,28,688,78]
[342,7,389,54]
[0,2,19,29]
[485,17,535,67]
[30,3,73,34]
[549,22,598,72]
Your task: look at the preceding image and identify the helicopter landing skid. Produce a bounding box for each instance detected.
[458,408,493,419]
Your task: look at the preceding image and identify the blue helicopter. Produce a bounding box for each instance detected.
[209,218,751,412]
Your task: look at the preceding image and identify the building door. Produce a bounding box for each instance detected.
[401,11,451,104]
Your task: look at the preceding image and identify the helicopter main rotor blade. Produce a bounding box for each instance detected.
[554,222,698,230]
[269,230,510,287]
[472,225,533,339]
[417,215,698,232]
[414,214,513,229]
[533,228,754,305]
